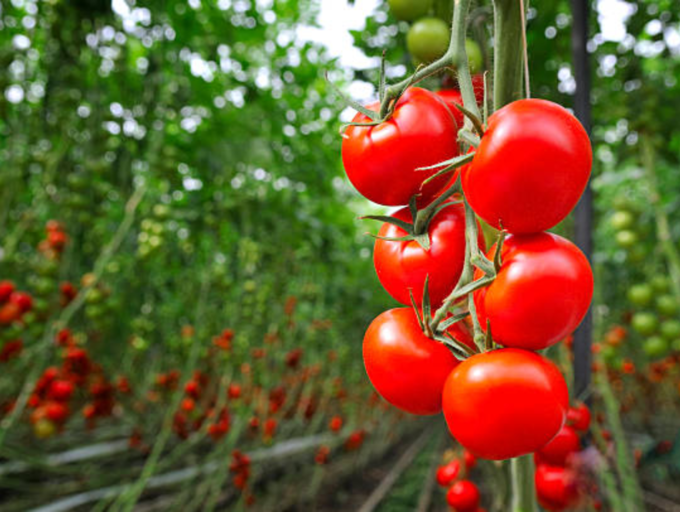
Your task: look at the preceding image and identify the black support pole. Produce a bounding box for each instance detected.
[570,0,593,402]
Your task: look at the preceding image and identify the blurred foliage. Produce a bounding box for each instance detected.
[0,0,387,376]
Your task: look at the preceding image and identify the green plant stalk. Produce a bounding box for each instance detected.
[491,0,526,109]
[379,0,481,121]
[510,455,537,512]
[595,366,644,512]
[640,135,680,300]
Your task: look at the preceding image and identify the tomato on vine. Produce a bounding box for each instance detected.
[363,308,459,415]
[342,87,458,206]
[373,199,484,306]
[407,17,450,65]
[473,233,593,351]
[442,349,569,460]
[463,99,592,234]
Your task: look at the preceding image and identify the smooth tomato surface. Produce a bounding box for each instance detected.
[446,480,480,510]
[363,308,458,415]
[436,460,461,487]
[462,99,592,233]
[342,87,458,206]
[535,425,581,466]
[566,403,591,432]
[373,199,484,307]
[535,464,581,511]
[474,233,593,350]
[442,349,569,460]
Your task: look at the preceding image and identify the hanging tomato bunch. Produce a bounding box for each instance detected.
[340,0,594,466]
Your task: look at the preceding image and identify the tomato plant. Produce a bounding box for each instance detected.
[462,99,592,234]
[342,87,458,206]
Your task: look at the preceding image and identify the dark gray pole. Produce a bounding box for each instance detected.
[570,0,593,401]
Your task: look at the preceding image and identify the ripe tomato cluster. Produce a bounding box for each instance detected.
[342,68,593,462]
[436,448,484,512]
[533,403,599,511]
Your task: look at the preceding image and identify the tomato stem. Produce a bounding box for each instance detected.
[491,0,527,109]
[510,455,537,512]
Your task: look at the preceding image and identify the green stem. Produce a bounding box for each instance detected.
[492,0,526,109]
[380,0,479,120]
[640,135,680,299]
[510,455,537,512]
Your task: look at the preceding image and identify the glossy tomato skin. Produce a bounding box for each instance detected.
[474,233,593,350]
[442,349,569,460]
[342,87,458,206]
[446,480,480,511]
[463,99,592,233]
[363,308,458,415]
[535,425,581,466]
[566,403,591,432]
[373,199,484,307]
[535,464,580,511]
[436,459,461,487]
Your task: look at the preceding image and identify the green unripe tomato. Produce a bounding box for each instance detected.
[656,295,679,316]
[407,17,450,64]
[22,312,37,326]
[660,320,680,341]
[388,0,433,21]
[466,39,483,74]
[600,344,617,362]
[609,210,635,231]
[34,419,56,439]
[626,245,647,263]
[153,204,171,219]
[612,195,634,211]
[615,230,638,248]
[34,277,55,296]
[651,276,670,293]
[627,284,653,307]
[85,288,103,304]
[643,336,669,358]
[631,312,658,336]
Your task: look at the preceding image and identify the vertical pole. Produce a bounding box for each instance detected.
[570,0,593,401]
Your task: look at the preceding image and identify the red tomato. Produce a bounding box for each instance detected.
[47,380,75,402]
[535,425,581,466]
[373,199,484,306]
[462,99,592,233]
[0,302,21,325]
[436,89,465,128]
[363,308,459,415]
[566,403,591,432]
[474,233,593,350]
[10,292,33,312]
[436,459,461,487]
[342,87,458,206]
[442,349,569,460]
[463,449,477,470]
[446,480,480,511]
[0,281,15,302]
[535,464,580,511]
[436,81,484,129]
